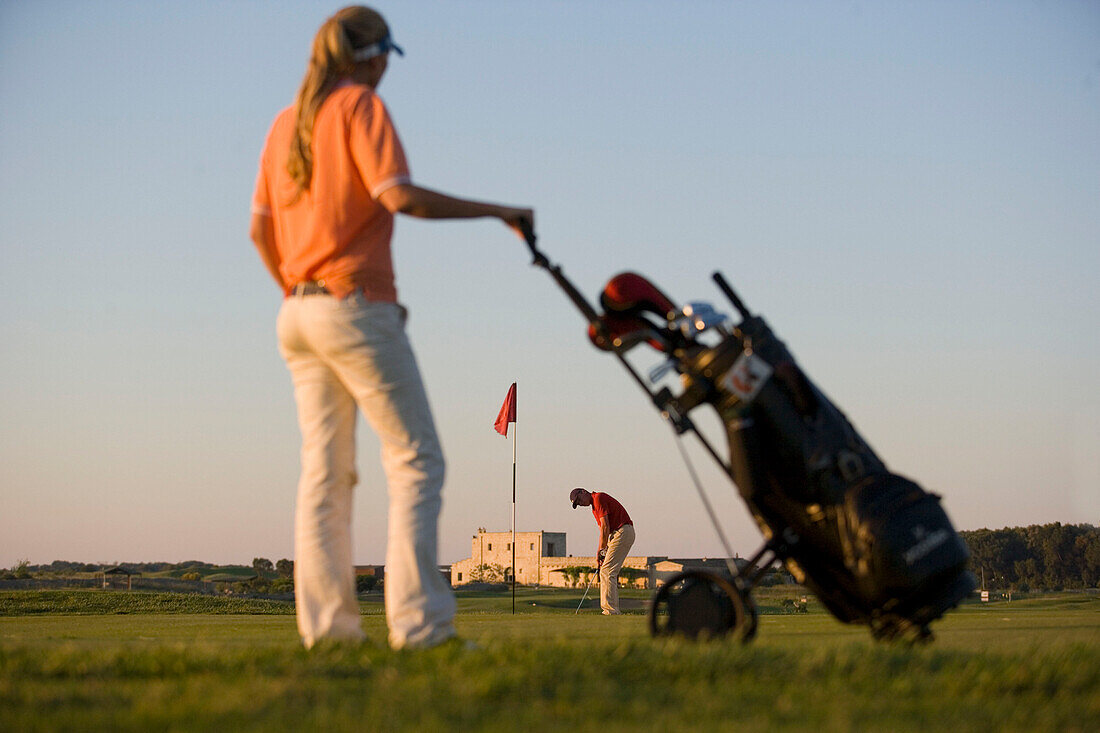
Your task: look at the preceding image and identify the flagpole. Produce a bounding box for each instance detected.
[493,382,519,615]
[511,384,517,615]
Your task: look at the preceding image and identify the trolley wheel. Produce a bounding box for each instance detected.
[649,570,757,642]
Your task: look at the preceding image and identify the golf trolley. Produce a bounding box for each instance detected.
[520,225,975,643]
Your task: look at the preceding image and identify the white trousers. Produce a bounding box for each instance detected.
[277,292,456,649]
[600,523,635,614]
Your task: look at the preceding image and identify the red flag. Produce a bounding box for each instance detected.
[494,383,517,436]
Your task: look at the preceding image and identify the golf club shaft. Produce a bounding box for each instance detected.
[712,271,751,321]
[575,578,592,614]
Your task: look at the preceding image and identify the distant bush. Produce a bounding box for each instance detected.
[270,577,293,594]
[35,561,101,574]
[471,564,506,583]
[232,578,272,594]
[178,561,215,572]
[551,566,596,588]
[181,572,202,581]
[0,590,294,616]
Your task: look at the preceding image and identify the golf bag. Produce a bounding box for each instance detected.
[523,227,975,641]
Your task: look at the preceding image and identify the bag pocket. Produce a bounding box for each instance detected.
[844,474,970,603]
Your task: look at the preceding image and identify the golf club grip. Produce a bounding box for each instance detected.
[519,218,536,246]
[518,219,543,263]
[712,271,751,320]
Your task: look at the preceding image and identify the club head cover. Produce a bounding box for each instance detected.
[600,272,677,320]
[587,313,670,352]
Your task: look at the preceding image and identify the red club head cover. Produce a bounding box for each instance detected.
[599,272,677,319]
[587,312,655,351]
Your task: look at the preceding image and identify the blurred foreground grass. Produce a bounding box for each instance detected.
[1,590,1097,732]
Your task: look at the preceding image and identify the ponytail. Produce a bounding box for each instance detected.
[287,6,390,203]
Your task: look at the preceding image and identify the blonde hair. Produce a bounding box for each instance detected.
[287,6,390,202]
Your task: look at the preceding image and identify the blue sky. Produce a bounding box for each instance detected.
[1,1,1097,568]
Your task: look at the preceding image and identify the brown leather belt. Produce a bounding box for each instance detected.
[291,281,329,296]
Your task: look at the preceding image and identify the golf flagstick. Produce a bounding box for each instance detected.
[493,383,518,615]
[511,400,516,616]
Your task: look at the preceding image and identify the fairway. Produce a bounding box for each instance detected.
[1,590,1098,732]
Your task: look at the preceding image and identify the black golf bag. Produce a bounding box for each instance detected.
[665,283,975,639]
[524,228,975,642]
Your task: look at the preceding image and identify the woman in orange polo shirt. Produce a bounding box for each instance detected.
[250,5,533,650]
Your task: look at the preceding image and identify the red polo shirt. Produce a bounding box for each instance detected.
[591,492,632,533]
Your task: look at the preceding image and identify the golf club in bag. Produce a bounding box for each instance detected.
[520,224,975,643]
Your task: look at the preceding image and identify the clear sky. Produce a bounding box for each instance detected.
[1,1,1097,569]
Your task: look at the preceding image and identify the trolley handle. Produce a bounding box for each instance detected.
[518,220,547,267]
[519,220,600,324]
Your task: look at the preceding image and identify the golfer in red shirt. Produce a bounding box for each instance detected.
[570,488,636,614]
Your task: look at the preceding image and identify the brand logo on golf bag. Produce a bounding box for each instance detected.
[903,526,950,565]
[720,352,773,403]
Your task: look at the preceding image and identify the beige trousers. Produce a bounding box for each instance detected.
[599,523,635,614]
[277,293,456,649]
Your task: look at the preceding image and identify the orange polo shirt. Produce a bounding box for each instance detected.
[252,81,411,301]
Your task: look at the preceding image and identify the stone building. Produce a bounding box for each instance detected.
[354,564,384,579]
[450,528,567,586]
[450,528,663,589]
[648,557,748,586]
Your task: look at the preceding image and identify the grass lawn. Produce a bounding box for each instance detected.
[1,588,1097,731]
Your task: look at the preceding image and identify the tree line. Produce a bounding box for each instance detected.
[7,524,1099,592]
[8,560,230,575]
[0,557,388,595]
[961,523,1099,591]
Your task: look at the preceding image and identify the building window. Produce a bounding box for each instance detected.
[507,543,511,551]
[530,543,535,551]
[488,543,492,551]
[457,573,462,582]
[547,543,556,556]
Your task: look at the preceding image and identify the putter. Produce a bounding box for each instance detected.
[575,578,592,614]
